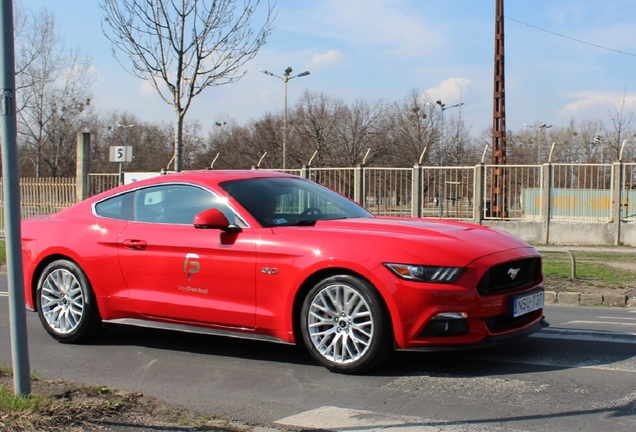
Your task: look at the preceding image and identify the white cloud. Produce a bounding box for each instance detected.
[421,77,472,105]
[560,91,636,118]
[139,79,157,98]
[307,50,344,71]
[86,65,104,85]
[292,0,445,59]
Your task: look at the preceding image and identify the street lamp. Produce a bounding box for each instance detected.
[593,135,619,162]
[524,123,552,164]
[260,67,310,170]
[118,123,135,138]
[428,99,464,165]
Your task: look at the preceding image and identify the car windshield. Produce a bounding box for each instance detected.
[220,177,373,227]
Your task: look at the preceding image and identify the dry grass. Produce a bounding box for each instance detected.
[0,367,244,432]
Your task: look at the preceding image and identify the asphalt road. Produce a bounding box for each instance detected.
[1,284,635,432]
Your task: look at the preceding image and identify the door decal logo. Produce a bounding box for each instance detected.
[183,253,200,280]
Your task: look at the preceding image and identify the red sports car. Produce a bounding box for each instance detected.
[22,170,547,373]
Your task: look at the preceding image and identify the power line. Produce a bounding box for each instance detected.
[506,15,636,57]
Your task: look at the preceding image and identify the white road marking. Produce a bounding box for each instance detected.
[533,327,636,342]
[275,406,528,432]
[563,320,636,327]
[0,291,8,297]
[450,328,636,373]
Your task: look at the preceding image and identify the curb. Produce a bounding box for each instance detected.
[545,290,634,308]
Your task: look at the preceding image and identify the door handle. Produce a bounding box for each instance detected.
[122,239,147,250]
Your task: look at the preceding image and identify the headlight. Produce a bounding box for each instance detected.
[384,263,464,283]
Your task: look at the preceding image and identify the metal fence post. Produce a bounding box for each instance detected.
[301,164,310,179]
[411,164,423,218]
[76,131,91,201]
[474,164,484,224]
[541,163,552,244]
[612,162,623,245]
[354,164,365,205]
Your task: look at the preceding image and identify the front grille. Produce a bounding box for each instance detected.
[477,257,541,295]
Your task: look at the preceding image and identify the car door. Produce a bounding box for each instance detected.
[117,184,257,328]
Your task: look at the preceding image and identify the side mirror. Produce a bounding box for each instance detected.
[194,208,242,233]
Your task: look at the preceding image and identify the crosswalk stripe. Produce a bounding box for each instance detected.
[275,406,527,432]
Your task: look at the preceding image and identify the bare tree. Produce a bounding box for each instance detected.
[603,88,635,161]
[14,7,94,177]
[383,90,437,167]
[291,91,344,167]
[101,0,275,171]
[332,99,388,167]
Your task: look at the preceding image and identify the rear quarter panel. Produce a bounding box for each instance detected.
[21,213,131,317]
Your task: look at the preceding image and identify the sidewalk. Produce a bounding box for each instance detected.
[536,245,636,308]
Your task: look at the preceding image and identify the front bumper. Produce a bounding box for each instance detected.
[396,316,549,352]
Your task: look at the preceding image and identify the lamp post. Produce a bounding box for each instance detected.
[428,99,464,165]
[524,123,552,164]
[260,67,310,170]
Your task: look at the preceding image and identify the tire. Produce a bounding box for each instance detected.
[300,274,393,374]
[36,259,102,344]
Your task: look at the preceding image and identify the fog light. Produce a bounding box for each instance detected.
[420,312,469,337]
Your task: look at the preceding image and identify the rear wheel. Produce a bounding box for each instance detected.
[36,260,102,343]
[300,274,393,373]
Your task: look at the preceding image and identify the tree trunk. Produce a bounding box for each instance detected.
[174,108,184,172]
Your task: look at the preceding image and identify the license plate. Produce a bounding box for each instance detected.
[512,290,544,317]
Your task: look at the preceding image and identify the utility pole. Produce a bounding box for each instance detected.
[491,0,507,218]
[1,0,31,396]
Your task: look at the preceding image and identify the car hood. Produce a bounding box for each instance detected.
[285,217,536,266]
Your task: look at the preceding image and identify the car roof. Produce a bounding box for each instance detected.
[128,169,295,189]
[86,170,298,204]
[165,169,296,183]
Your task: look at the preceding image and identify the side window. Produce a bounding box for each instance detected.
[134,187,165,223]
[134,184,235,225]
[94,192,134,220]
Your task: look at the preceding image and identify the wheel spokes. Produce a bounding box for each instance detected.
[40,269,85,334]
[308,283,374,365]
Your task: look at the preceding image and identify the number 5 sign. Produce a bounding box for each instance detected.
[109,146,133,163]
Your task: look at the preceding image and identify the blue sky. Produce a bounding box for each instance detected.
[16,0,636,135]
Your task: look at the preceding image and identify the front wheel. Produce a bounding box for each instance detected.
[300,275,393,373]
[36,259,102,344]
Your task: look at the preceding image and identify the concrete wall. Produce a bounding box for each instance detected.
[620,224,636,246]
[484,220,618,246]
[484,221,544,244]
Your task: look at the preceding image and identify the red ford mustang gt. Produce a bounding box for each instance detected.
[22,170,547,373]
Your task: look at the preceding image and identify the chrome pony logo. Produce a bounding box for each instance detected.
[183,253,200,281]
[507,267,521,280]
